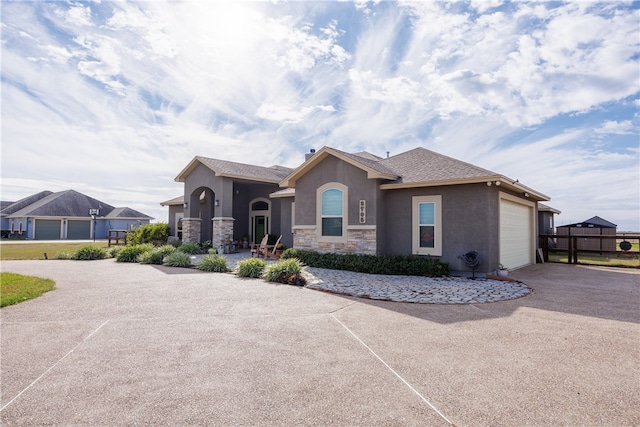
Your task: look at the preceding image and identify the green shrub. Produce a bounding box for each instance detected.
[109,246,122,258]
[162,251,192,268]
[116,244,154,263]
[74,245,108,260]
[127,223,170,246]
[177,242,201,255]
[196,254,228,272]
[208,248,218,255]
[281,249,449,276]
[54,251,74,260]
[235,258,266,278]
[263,258,306,285]
[138,245,176,265]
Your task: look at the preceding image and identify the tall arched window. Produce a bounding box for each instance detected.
[322,188,343,236]
[317,183,348,241]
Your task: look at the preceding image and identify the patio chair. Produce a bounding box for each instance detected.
[264,235,282,260]
[250,235,269,258]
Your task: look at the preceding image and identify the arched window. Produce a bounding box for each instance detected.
[316,183,348,241]
[321,188,343,236]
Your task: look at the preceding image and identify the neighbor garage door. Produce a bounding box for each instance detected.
[499,198,533,270]
[35,219,61,240]
[67,220,91,239]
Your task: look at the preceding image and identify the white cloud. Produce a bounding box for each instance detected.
[594,120,635,135]
[1,1,638,230]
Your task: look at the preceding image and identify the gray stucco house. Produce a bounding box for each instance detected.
[171,146,551,273]
[1,189,152,240]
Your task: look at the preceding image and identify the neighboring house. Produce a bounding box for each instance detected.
[1,190,153,240]
[556,216,617,251]
[174,146,551,273]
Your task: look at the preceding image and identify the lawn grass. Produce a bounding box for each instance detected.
[0,272,56,307]
[548,252,640,268]
[0,242,110,260]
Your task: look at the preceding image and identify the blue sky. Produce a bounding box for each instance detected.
[1,1,639,231]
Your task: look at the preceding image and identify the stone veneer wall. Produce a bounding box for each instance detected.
[182,218,201,243]
[293,226,377,255]
[212,217,235,247]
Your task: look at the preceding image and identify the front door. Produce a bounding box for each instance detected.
[254,215,266,244]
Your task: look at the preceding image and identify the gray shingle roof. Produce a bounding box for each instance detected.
[195,156,293,183]
[160,196,184,206]
[105,207,152,219]
[379,147,497,184]
[1,191,53,216]
[7,190,115,218]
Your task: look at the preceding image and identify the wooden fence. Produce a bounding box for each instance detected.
[539,234,640,264]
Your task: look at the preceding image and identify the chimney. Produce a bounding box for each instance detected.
[305,148,316,161]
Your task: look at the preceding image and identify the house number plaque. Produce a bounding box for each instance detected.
[359,200,366,224]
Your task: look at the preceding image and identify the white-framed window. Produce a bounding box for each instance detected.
[18,221,23,234]
[10,221,15,233]
[317,182,348,241]
[412,195,442,256]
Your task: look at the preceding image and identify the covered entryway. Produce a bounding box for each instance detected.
[249,198,270,244]
[499,194,535,270]
[35,219,61,240]
[67,220,91,239]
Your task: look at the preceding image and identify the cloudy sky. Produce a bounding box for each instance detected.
[1,1,639,230]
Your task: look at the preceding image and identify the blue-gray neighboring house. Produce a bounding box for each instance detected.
[1,189,153,240]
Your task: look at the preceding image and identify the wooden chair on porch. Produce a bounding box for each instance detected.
[264,235,282,260]
[250,235,269,258]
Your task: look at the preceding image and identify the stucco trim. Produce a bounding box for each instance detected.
[346,225,377,230]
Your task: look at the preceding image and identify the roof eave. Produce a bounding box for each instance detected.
[379,175,550,202]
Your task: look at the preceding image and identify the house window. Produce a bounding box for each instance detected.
[412,195,442,256]
[322,189,343,236]
[18,222,23,234]
[317,183,348,241]
[10,221,15,233]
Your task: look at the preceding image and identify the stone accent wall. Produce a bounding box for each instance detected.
[182,218,201,243]
[294,226,377,255]
[212,217,235,247]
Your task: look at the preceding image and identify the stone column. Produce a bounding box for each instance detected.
[182,218,201,243]
[212,217,235,248]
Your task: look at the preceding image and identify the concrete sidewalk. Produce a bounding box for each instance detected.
[1,260,638,426]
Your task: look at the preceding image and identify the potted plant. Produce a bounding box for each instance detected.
[497,264,508,277]
[275,243,286,257]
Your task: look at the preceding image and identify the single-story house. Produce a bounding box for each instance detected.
[556,216,617,251]
[1,189,153,240]
[170,146,551,273]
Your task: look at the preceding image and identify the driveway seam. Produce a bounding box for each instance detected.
[330,313,454,426]
[0,319,110,413]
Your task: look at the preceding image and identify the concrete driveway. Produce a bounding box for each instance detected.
[1,260,638,426]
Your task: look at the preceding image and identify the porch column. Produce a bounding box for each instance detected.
[212,217,235,248]
[182,218,201,243]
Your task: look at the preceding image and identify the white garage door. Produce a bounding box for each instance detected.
[500,198,533,270]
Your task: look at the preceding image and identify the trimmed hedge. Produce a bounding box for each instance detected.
[280,249,449,276]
